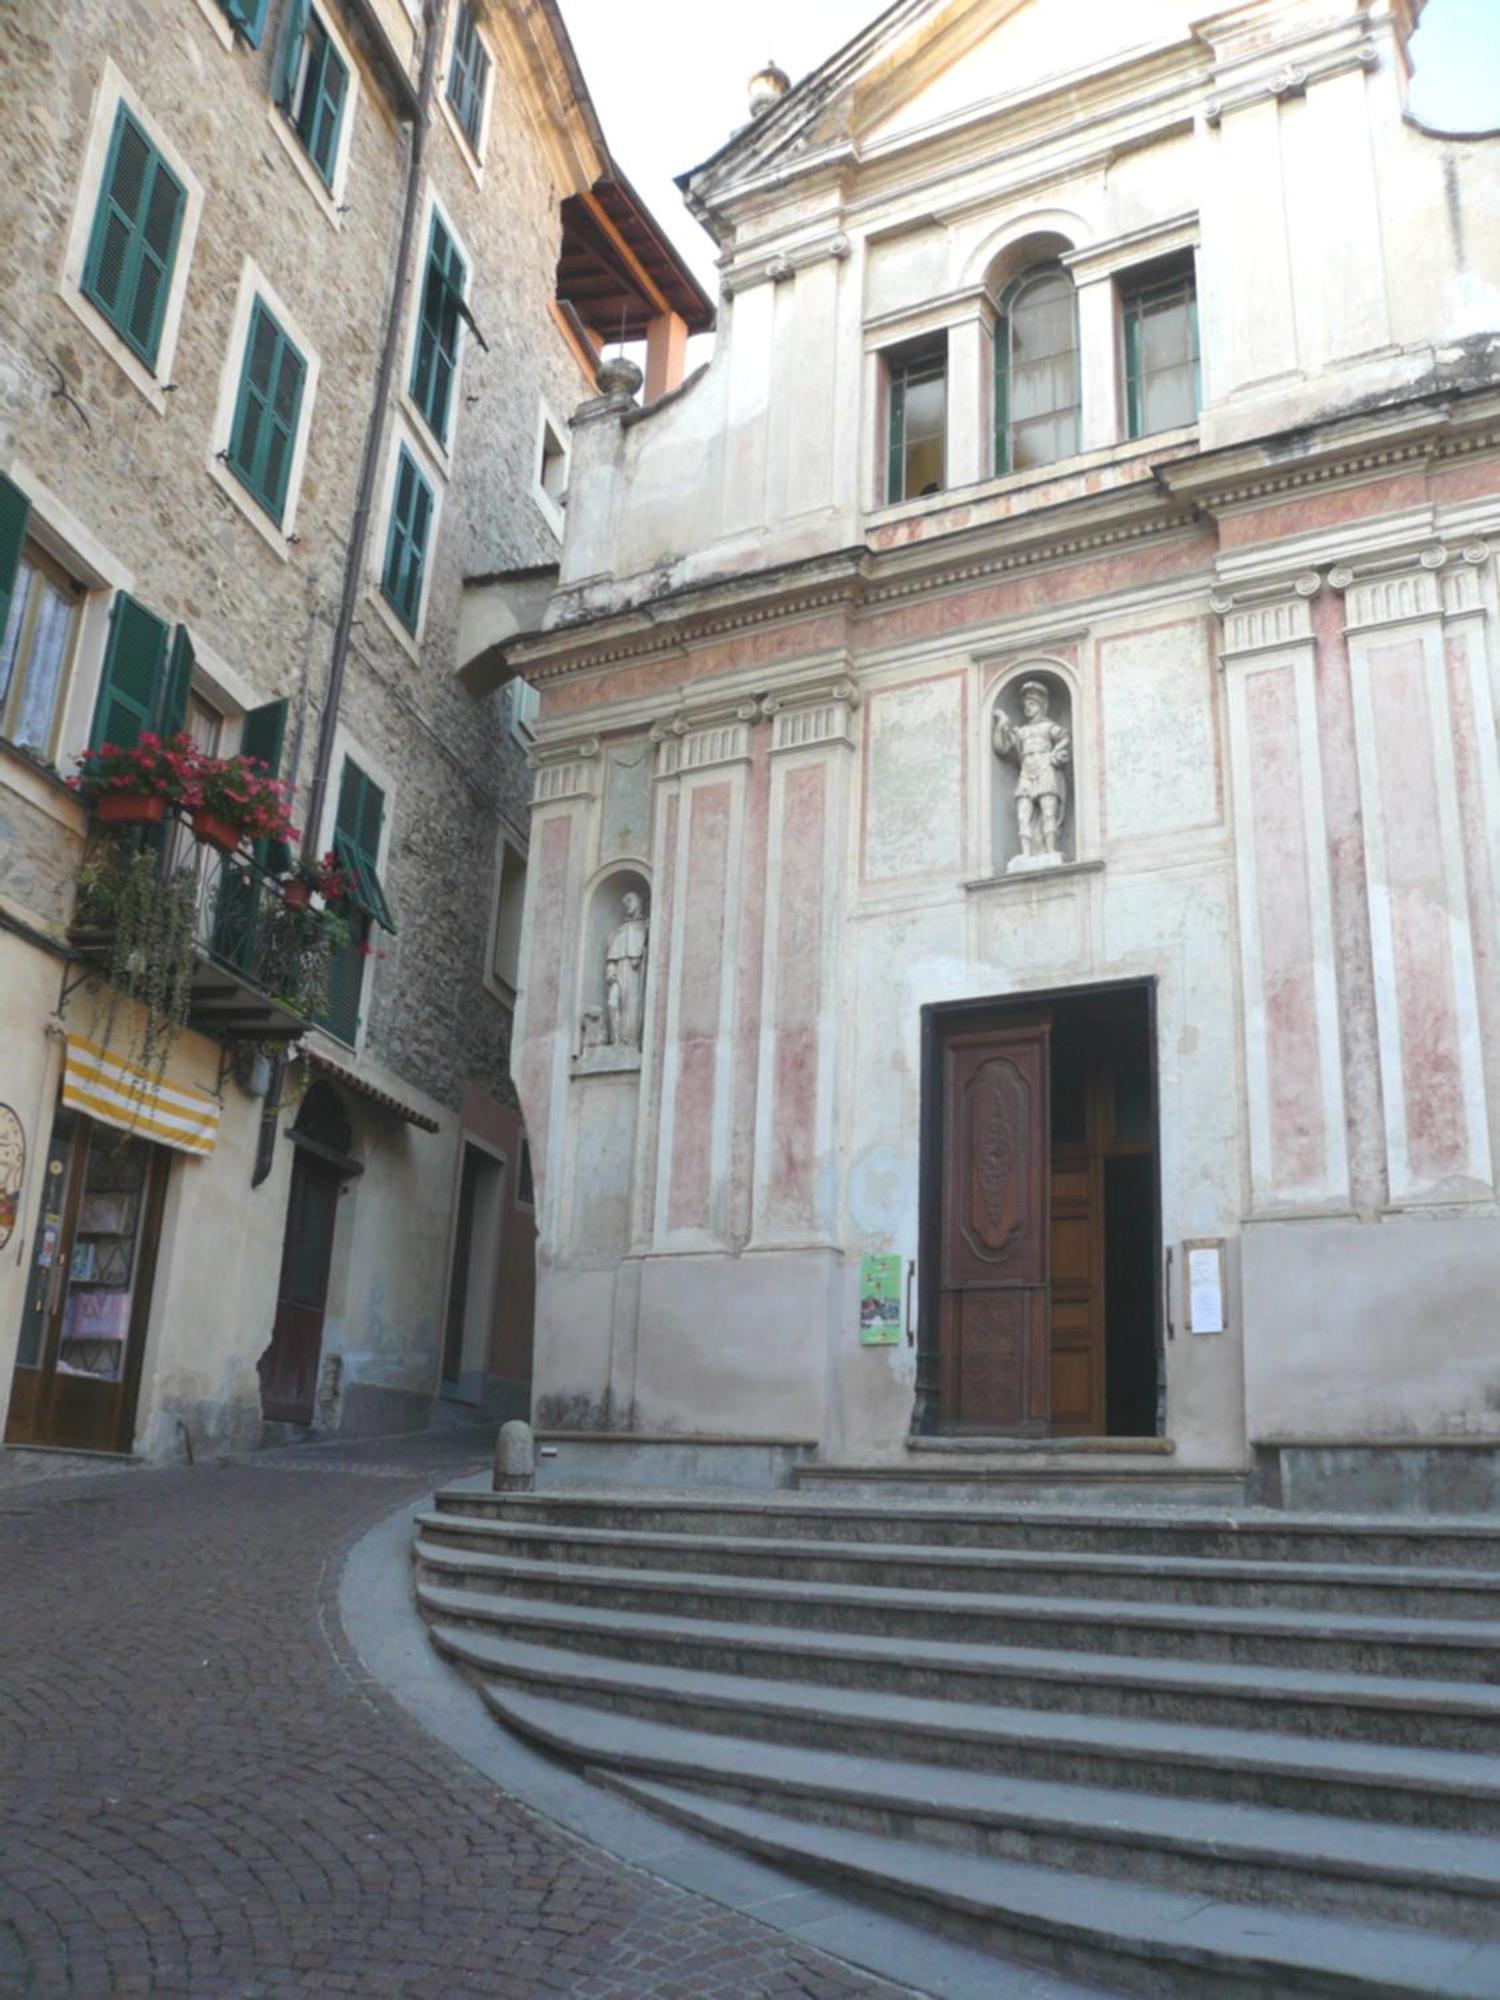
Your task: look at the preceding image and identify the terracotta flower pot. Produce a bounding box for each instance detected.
[191,808,242,854]
[283,879,312,910]
[94,792,167,828]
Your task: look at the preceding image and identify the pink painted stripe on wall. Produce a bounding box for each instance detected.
[517,813,572,1197]
[638,790,679,1236]
[1369,640,1467,1182]
[668,783,731,1234]
[1245,666,1327,1193]
[768,765,825,1234]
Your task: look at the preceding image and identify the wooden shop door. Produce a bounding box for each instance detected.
[936,1018,1052,1434]
[5,1110,168,1454]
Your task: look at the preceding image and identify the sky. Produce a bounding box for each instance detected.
[561,0,1500,299]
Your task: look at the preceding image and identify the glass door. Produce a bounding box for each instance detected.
[5,1111,168,1453]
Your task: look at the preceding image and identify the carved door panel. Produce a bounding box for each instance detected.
[938,1021,1051,1433]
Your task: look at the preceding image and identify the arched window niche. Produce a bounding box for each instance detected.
[988,235,1080,477]
[573,865,651,1074]
[988,665,1076,876]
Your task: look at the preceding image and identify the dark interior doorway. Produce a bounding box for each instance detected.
[919,980,1161,1438]
[259,1083,359,1426]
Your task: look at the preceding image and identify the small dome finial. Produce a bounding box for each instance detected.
[748,60,791,117]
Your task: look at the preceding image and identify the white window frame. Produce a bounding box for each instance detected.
[400,182,475,479]
[367,411,445,659]
[206,260,322,561]
[313,724,399,1057]
[504,677,539,745]
[266,0,360,231]
[531,401,570,538]
[59,61,206,414]
[190,0,237,51]
[2,460,135,774]
[438,0,497,182]
[484,825,529,1004]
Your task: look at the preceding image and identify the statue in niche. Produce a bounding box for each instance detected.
[994,680,1070,870]
[603,890,649,1050]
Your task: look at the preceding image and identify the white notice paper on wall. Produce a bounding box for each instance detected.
[1187,1244,1225,1334]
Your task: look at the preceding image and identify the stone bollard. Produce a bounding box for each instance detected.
[493,1419,536,1493]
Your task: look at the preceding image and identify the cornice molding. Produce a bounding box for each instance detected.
[1202,34,1379,126]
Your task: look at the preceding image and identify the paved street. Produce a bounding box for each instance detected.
[0,1434,915,2000]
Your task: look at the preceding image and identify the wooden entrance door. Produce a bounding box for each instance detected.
[259,1149,340,1424]
[5,1112,168,1453]
[937,1019,1051,1433]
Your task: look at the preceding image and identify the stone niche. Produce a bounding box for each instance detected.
[574,865,651,1074]
[989,665,1076,875]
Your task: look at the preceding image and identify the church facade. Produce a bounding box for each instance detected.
[505,0,1500,1496]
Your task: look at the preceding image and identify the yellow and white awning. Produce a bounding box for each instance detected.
[62,1036,220,1157]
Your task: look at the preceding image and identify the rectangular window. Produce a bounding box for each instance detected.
[504,677,539,744]
[885,338,946,504]
[0,540,85,761]
[411,214,467,445]
[381,445,434,634]
[1122,258,1200,439]
[219,0,268,44]
[446,3,491,152]
[491,837,527,995]
[318,756,396,1045]
[226,299,307,524]
[81,104,186,370]
[277,2,348,187]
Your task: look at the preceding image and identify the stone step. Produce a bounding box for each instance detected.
[414,1510,1500,1617]
[608,1776,1500,2000]
[794,1466,1249,1507]
[414,1581,1500,1751]
[412,1540,1500,1680]
[428,1623,1500,1831]
[480,1683,1500,1936]
[432,1489,1500,1570]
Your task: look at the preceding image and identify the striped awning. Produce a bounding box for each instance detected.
[62,1036,221,1157]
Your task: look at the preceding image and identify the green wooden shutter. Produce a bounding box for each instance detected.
[242,696,291,872]
[0,474,30,647]
[274,0,310,108]
[82,106,185,371]
[158,624,195,738]
[447,5,489,149]
[381,447,433,634]
[411,216,465,444]
[90,594,168,750]
[223,0,269,44]
[308,35,347,182]
[228,301,307,522]
[333,758,396,933]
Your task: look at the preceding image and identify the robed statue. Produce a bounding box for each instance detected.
[604,890,649,1050]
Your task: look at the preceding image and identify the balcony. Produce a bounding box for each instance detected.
[68,812,338,1046]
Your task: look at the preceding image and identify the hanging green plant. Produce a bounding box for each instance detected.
[73,836,201,1097]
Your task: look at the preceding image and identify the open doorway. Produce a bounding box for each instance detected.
[440,1142,506,1405]
[918,980,1161,1437]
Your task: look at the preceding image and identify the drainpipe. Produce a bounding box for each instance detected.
[300,0,442,860]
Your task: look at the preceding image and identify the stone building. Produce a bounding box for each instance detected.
[504,0,1500,1503]
[0,0,707,1458]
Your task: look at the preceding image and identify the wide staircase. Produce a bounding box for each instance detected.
[412,1486,1500,1997]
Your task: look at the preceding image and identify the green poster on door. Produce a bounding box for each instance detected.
[858,1252,903,1346]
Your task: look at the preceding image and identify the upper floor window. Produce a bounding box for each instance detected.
[1121,257,1200,439]
[885,337,946,504]
[226,298,308,524]
[490,833,528,997]
[217,0,268,44]
[0,479,84,763]
[275,1,348,188]
[446,2,492,154]
[82,104,186,373]
[381,445,434,635]
[994,264,1079,475]
[410,213,467,447]
[318,754,397,1045]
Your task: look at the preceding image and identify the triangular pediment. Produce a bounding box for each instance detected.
[859,0,1201,150]
[685,0,1203,205]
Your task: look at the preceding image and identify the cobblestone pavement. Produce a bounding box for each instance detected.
[0,1433,919,2000]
